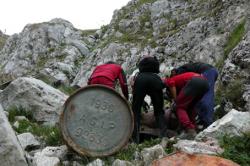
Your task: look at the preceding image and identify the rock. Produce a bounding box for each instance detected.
[33,151,60,166]
[174,139,224,155]
[15,116,28,121]
[0,18,89,84]
[151,151,240,166]
[196,109,250,140]
[112,159,133,166]
[40,145,68,160]
[13,121,20,129]
[17,132,40,150]
[86,159,105,166]
[243,84,250,111]
[0,104,28,166]
[0,77,68,124]
[141,144,166,166]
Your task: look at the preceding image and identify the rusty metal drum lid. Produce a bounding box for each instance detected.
[60,85,133,157]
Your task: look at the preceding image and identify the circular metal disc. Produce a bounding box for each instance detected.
[60,85,133,157]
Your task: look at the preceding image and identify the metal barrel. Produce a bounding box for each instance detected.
[60,85,134,157]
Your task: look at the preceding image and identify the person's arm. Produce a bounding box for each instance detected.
[169,86,177,100]
[118,69,129,100]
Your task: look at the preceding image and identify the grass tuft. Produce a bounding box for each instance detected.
[8,106,34,123]
[224,19,246,56]
[15,120,63,146]
[219,133,250,166]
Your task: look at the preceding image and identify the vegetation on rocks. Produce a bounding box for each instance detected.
[215,78,245,110]
[78,138,176,165]
[219,133,250,166]
[224,19,246,56]
[8,107,63,146]
[15,120,63,146]
[216,19,246,69]
[0,35,7,50]
[81,29,98,37]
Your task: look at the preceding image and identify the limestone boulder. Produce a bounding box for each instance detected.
[0,77,68,124]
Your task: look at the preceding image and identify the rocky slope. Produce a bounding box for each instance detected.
[0,0,250,165]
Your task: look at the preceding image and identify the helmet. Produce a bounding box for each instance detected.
[163,66,174,77]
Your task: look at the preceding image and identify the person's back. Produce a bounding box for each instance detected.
[89,63,122,83]
[174,62,213,75]
[88,62,128,99]
[132,56,168,143]
[172,62,218,128]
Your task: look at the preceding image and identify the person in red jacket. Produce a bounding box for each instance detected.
[88,61,129,100]
[163,72,209,139]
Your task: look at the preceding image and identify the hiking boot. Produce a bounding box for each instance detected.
[162,129,178,138]
[178,129,197,140]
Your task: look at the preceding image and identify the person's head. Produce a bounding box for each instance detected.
[138,56,160,73]
[105,61,116,64]
[170,68,177,77]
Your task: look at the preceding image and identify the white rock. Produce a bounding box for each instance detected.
[17,132,40,150]
[174,139,224,155]
[112,159,133,166]
[40,145,68,160]
[86,159,105,166]
[196,109,250,140]
[141,144,166,166]
[0,77,68,124]
[0,104,28,166]
[15,116,28,121]
[33,152,60,166]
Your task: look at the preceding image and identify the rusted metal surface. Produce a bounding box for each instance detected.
[152,151,240,166]
[60,85,133,157]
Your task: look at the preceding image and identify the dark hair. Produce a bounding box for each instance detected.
[105,61,116,64]
[138,56,160,73]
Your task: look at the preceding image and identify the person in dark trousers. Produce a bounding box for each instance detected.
[132,56,167,143]
[88,61,129,100]
[163,72,209,139]
[171,62,218,128]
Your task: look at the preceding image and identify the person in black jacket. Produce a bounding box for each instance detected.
[132,56,167,143]
[171,62,218,128]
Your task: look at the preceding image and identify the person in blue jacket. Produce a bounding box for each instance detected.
[171,62,218,128]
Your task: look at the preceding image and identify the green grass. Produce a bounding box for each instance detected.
[15,120,63,146]
[215,79,245,109]
[216,19,246,70]
[81,29,98,37]
[0,36,7,50]
[7,106,63,146]
[224,19,246,58]
[137,0,157,7]
[219,133,250,166]
[8,106,34,123]
[58,84,78,95]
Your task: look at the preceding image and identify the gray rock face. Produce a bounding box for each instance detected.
[196,109,250,140]
[243,84,250,111]
[39,146,68,160]
[0,77,68,124]
[72,43,141,87]
[0,18,89,84]
[33,152,60,166]
[17,132,40,150]
[141,144,166,166]
[221,30,250,110]
[112,159,133,166]
[0,104,28,166]
[174,139,224,155]
[86,159,105,166]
